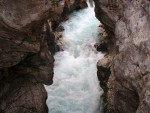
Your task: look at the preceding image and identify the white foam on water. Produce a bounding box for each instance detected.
[45,6,104,113]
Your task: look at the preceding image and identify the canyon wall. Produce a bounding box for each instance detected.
[94,0,150,113]
[0,0,87,113]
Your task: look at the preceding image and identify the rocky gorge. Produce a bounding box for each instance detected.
[0,0,87,113]
[0,0,150,113]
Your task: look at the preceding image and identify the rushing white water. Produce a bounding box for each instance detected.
[45,6,104,113]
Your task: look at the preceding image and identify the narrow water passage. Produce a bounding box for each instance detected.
[45,6,104,113]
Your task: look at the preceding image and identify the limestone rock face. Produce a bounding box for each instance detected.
[0,0,64,113]
[0,0,65,69]
[94,0,150,113]
[0,22,55,113]
[0,0,88,113]
[0,75,48,113]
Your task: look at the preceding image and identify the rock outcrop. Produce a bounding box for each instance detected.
[95,24,116,113]
[0,0,88,113]
[94,0,150,113]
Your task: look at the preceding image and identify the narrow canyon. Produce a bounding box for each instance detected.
[0,0,150,113]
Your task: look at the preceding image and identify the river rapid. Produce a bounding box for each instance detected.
[45,5,104,113]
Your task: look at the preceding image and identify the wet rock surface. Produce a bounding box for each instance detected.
[95,25,116,113]
[94,0,150,113]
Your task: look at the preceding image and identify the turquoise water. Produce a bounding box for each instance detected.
[45,6,104,113]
